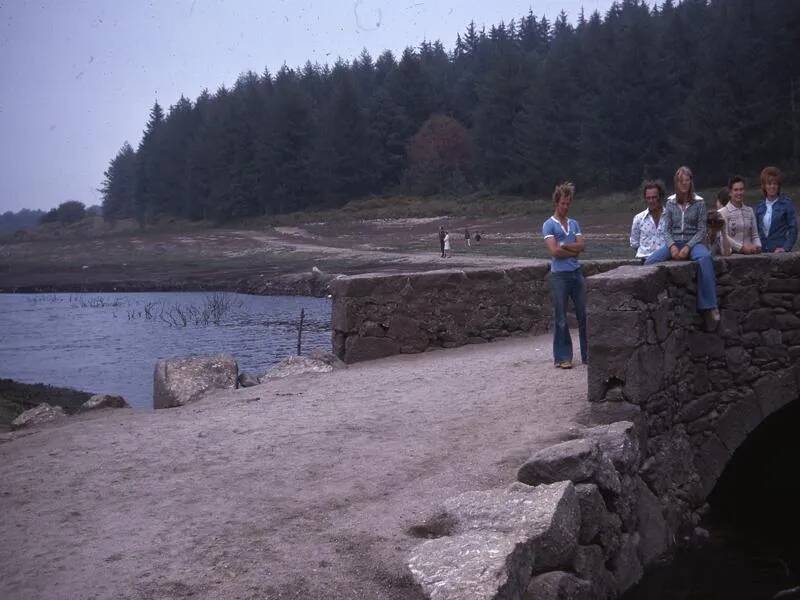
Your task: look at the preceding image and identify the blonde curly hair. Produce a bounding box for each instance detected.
[552,181,575,204]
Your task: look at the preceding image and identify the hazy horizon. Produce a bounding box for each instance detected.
[0,0,615,214]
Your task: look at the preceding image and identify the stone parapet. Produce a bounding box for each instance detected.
[332,260,635,363]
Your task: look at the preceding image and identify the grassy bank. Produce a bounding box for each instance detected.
[2,185,796,294]
[257,184,799,226]
[0,379,92,430]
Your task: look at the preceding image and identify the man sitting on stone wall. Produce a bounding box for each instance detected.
[630,179,667,264]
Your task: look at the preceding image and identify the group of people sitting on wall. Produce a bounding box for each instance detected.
[543,165,797,369]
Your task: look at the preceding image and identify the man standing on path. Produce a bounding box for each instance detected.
[644,166,720,331]
[542,182,587,369]
[755,166,797,253]
[630,180,667,263]
[438,226,446,258]
[718,175,761,254]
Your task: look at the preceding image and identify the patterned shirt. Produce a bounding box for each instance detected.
[718,203,760,252]
[630,208,667,258]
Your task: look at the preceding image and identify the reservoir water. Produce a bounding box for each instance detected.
[0,292,331,408]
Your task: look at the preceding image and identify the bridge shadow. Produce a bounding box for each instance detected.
[624,398,800,600]
[707,397,800,591]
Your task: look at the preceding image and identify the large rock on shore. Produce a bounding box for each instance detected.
[11,403,67,429]
[80,394,129,411]
[259,355,334,382]
[153,354,238,410]
[407,481,579,599]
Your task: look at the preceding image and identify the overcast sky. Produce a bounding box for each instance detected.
[0,0,617,213]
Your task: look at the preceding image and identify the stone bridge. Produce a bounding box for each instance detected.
[331,253,800,599]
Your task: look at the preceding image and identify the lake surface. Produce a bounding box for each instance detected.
[0,292,331,408]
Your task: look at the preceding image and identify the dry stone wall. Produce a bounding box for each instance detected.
[587,253,800,537]
[332,260,634,363]
[408,420,656,599]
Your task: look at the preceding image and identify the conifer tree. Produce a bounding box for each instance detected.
[100,142,137,221]
[134,102,165,226]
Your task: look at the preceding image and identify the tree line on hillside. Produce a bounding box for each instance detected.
[39,201,101,224]
[0,209,45,234]
[1,203,103,234]
[100,0,800,225]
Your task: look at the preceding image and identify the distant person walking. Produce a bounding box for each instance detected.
[443,231,452,258]
[438,226,446,258]
[630,179,667,262]
[644,166,720,331]
[464,228,471,248]
[755,166,797,253]
[542,182,587,369]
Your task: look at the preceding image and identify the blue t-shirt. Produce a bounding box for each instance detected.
[542,216,582,272]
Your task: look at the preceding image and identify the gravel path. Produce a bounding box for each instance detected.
[0,333,595,600]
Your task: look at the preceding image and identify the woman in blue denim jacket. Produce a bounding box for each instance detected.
[755,166,797,253]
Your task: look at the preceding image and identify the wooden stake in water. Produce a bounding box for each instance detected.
[297,307,305,355]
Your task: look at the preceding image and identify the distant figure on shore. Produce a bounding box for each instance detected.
[475,232,482,244]
[718,176,761,254]
[542,181,586,369]
[755,166,797,253]
[630,179,667,263]
[706,209,731,256]
[438,226,446,258]
[443,231,451,258]
[464,228,471,248]
[644,166,719,331]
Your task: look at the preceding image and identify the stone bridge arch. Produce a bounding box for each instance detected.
[587,254,800,522]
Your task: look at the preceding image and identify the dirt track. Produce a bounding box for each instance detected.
[0,333,611,600]
[0,216,629,293]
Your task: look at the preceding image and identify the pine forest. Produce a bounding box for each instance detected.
[99,0,800,224]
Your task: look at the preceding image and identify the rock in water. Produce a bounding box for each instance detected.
[81,394,129,411]
[11,403,66,429]
[259,356,333,382]
[153,354,238,409]
[525,571,592,600]
[238,371,260,388]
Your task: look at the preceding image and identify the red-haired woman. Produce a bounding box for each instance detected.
[755,166,797,253]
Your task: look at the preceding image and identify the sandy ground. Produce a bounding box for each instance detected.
[0,333,604,600]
